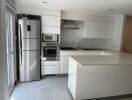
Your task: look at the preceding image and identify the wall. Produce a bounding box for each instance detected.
[0,0,8,100]
[60,21,84,48]
[61,12,115,49]
[61,12,125,50]
[106,15,125,51]
[60,20,112,49]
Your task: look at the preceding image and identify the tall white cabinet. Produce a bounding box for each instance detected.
[41,10,61,76]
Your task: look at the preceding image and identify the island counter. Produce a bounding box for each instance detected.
[68,53,132,100]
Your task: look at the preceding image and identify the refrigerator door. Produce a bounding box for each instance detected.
[19,18,40,39]
[21,39,40,50]
[20,50,40,81]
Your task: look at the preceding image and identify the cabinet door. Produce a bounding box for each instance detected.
[83,21,113,38]
[42,26,60,34]
[60,55,69,74]
[42,16,61,26]
[123,16,132,53]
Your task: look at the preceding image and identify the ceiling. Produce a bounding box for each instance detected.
[15,0,132,15]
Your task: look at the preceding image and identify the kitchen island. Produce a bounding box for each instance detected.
[68,53,132,100]
[60,50,115,74]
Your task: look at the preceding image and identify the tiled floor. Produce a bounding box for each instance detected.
[10,76,72,100]
[10,76,132,100]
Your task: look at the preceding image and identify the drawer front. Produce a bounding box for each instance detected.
[41,61,59,66]
[41,65,59,75]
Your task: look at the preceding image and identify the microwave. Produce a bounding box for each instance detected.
[42,33,59,42]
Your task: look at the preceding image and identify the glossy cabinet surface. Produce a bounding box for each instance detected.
[41,61,60,75]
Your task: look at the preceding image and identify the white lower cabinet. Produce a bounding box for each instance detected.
[60,55,69,74]
[41,61,59,75]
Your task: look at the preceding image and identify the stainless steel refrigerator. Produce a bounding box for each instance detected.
[18,16,40,82]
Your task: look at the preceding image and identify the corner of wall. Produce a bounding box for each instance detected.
[106,14,125,51]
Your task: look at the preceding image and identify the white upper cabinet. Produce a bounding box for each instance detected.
[43,9,61,16]
[41,11,61,34]
[42,16,61,26]
[83,21,114,38]
[42,26,60,34]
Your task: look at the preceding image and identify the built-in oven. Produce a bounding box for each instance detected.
[42,33,59,42]
[41,43,60,61]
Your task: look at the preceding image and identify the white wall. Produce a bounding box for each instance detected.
[61,21,84,48]
[61,12,115,49]
[0,0,8,100]
[106,15,125,51]
[60,20,114,49]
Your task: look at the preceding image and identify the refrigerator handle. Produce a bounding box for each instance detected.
[19,24,22,66]
[19,24,22,50]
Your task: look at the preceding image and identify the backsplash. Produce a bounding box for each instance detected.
[60,21,84,48]
[78,38,108,49]
[61,33,109,49]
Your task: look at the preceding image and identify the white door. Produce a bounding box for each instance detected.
[6,9,16,91]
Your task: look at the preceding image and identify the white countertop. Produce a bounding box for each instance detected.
[60,50,115,55]
[60,50,105,52]
[70,53,132,65]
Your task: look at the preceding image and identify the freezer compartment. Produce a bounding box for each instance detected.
[21,39,40,50]
[19,19,40,39]
[19,50,40,81]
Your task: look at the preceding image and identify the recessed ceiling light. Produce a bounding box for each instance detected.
[42,1,47,4]
[108,9,115,11]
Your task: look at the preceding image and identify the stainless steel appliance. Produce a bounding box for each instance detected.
[41,43,59,61]
[18,15,41,82]
[42,33,59,42]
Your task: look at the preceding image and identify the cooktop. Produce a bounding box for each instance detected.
[60,47,77,50]
[60,47,103,50]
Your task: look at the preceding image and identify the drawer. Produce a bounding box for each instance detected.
[41,65,59,75]
[41,61,59,66]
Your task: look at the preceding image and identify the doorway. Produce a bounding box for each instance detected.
[6,7,16,92]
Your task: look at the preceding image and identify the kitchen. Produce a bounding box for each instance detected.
[1,0,132,100]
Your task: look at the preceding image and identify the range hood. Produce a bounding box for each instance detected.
[61,20,80,30]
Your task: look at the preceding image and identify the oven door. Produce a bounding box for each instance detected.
[42,47,59,61]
